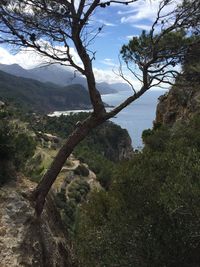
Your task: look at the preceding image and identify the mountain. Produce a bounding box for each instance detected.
[0,63,130,94]
[96,82,130,94]
[109,82,132,92]
[0,63,30,78]
[0,70,92,113]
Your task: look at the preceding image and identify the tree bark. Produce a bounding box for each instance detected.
[32,115,103,216]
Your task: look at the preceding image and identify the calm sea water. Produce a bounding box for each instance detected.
[102,90,165,148]
[51,89,165,149]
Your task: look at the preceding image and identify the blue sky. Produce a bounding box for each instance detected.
[0,0,180,84]
[91,3,153,70]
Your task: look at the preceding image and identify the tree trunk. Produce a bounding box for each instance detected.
[32,115,103,216]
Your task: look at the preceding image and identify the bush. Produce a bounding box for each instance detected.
[74,164,89,177]
[75,117,200,267]
[0,118,36,186]
[68,179,90,203]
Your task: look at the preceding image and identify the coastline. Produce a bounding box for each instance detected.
[48,90,164,148]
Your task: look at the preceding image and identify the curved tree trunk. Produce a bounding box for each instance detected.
[32,115,104,216]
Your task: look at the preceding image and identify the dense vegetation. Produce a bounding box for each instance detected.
[0,100,131,190]
[73,32,200,267]
[0,107,36,185]
[0,70,91,113]
[75,116,200,267]
[28,112,132,188]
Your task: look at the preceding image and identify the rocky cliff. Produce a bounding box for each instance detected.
[155,40,200,127]
[155,79,200,126]
[0,176,73,267]
[104,130,133,161]
[92,122,133,162]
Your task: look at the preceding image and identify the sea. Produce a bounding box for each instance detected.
[50,89,166,149]
[102,90,165,149]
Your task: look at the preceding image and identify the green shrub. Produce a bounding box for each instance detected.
[56,181,90,234]
[68,179,90,203]
[75,117,200,267]
[74,164,89,177]
[0,118,36,186]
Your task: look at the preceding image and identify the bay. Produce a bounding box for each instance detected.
[102,90,165,149]
[50,89,165,149]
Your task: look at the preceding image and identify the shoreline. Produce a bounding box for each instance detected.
[48,106,114,117]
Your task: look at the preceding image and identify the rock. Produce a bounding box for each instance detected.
[155,79,200,127]
[99,123,133,162]
[0,178,73,267]
[37,132,61,144]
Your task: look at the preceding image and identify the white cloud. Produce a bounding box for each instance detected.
[0,47,15,65]
[100,58,116,67]
[126,34,139,39]
[0,44,82,69]
[0,47,43,68]
[93,67,142,91]
[118,9,136,16]
[94,67,123,83]
[120,0,160,23]
[133,24,152,31]
[120,0,182,24]
[0,46,44,67]
[0,46,141,87]
[96,19,117,27]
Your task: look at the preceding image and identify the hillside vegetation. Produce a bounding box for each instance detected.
[0,107,36,185]
[73,37,200,267]
[0,63,121,94]
[0,70,91,113]
[75,115,200,267]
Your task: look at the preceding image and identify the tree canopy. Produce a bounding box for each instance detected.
[75,115,200,267]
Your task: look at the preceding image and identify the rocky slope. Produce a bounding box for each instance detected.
[155,40,200,127]
[104,130,133,161]
[155,79,200,126]
[91,122,133,162]
[0,176,73,267]
[0,151,102,267]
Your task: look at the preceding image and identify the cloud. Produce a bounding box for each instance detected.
[133,24,152,31]
[0,46,140,87]
[96,19,117,27]
[120,0,160,23]
[120,0,182,24]
[126,34,139,40]
[94,67,124,84]
[0,47,15,65]
[0,44,82,69]
[0,46,44,67]
[100,58,116,67]
[93,67,142,90]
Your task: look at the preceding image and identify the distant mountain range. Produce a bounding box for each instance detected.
[0,70,92,113]
[0,63,131,94]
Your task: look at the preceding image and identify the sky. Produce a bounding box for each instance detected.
[0,0,181,85]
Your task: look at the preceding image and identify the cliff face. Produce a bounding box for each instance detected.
[96,123,133,162]
[155,80,200,126]
[0,177,72,267]
[155,40,200,127]
[105,132,133,161]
